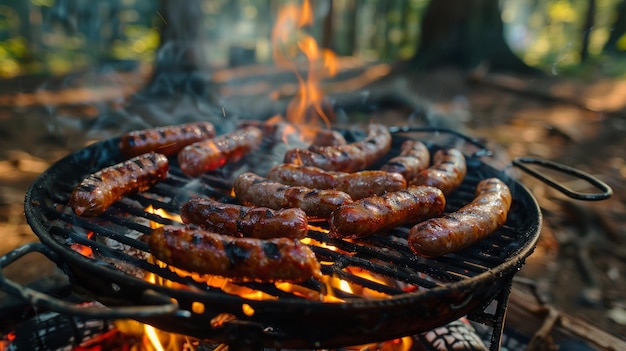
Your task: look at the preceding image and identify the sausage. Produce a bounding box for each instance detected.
[381,140,430,182]
[329,186,446,239]
[311,128,347,147]
[238,120,346,146]
[408,178,513,258]
[118,121,216,158]
[181,197,308,240]
[409,148,466,195]
[233,172,353,218]
[266,163,406,200]
[283,123,391,172]
[148,225,322,282]
[177,126,263,177]
[70,152,169,216]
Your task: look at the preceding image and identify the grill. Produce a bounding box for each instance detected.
[0,125,612,350]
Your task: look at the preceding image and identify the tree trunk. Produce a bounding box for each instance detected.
[580,0,596,62]
[144,0,211,97]
[411,0,536,73]
[603,0,626,54]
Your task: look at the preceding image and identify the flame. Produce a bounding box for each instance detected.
[71,231,94,257]
[272,0,338,132]
[146,205,182,229]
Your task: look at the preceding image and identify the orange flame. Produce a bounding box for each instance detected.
[71,231,94,257]
[272,0,338,130]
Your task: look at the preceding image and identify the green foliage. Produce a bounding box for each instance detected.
[0,0,624,78]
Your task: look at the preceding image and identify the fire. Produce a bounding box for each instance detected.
[272,0,338,131]
[71,231,94,257]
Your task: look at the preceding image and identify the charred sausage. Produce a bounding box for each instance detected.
[119,121,216,158]
[266,163,406,200]
[410,148,466,195]
[329,186,446,239]
[70,152,169,216]
[177,126,263,177]
[238,120,346,146]
[233,172,353,218]
[283,123,391,172]
[181,197,308,239]
[381,140,430,182]
[148,225,322,282]
[408,178,512,258]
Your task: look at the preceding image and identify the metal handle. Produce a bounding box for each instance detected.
[388,126,492,157]
[0,242,185,319]
[511,157,613,201]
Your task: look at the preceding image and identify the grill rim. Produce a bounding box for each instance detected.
[19,128,542,347]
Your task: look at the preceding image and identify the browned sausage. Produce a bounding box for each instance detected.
[177,126,263,177]
[233,172,353,218]
[409,148,466,195]
[238,120,346,146]
[70,152,169,216]
[283,123,391,172]
[181,197,308,239]
[329,186,446,239]
[148,225,322,282]
[118,122,216,158]
[408,178,512,258]
[266,163,406,200]
[381,140,430,182]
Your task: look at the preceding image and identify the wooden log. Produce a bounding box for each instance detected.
[506,287,626,351]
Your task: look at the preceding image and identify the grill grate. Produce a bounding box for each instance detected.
[46,163,520,299]
[20,130,542,349]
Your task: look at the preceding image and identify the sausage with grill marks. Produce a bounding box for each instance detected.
[177,126,263,177]
[409,148,466,195]
[266,163,406,200]
[238,120,347,147]
[283,123,391,172]
[234,172,353,218]
[148,225,322,282]
[119,121,216,158]
[381,140,430,182]
[408,178,512,258]
[70,152,169,216]
[181,197,308,240]
[329,186,446,239]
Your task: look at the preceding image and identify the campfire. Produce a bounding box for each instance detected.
[1,1,617,351]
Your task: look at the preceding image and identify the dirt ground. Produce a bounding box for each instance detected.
[0,64,625,347]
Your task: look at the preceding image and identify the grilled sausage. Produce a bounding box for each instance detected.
[148,225,322,282]
[283,123,391,172]
[409,148,466,195]
[181,197,308,239]
[118,121,216,158]
[329,186,446,239]
[177,126,263,177]
[233,172,353,218]
[266,163,406,200]
[381,140,430,182]
[70,152,169,216]
[238,120,346,146]
[408,178,512,258]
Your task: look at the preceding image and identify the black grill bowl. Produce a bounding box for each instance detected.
[18,128,542,349]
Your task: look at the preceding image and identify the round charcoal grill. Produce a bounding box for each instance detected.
[0,126,612,350]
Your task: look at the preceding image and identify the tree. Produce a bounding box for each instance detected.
[603,0,626,54]
[410,0,536,73]
[144,0,210,97]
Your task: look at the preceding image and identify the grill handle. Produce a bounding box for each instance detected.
[388,126,492,157]
[0,242,185,319]
[511,157,613,201]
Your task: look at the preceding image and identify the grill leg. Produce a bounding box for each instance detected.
[487,279,513,351]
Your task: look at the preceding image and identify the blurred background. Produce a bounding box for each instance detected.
[0,0,625,349]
